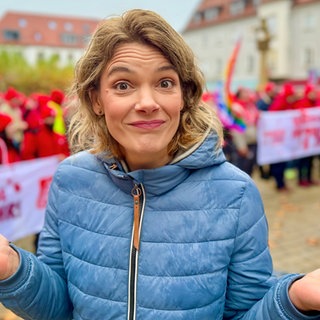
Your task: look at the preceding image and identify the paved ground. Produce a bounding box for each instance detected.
[1,161,320,319]
[254,164,320,274]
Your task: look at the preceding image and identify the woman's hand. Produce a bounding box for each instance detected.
[0,234,20,281]
[289,269,320,312]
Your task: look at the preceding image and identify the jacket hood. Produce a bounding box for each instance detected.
[100,131,226,196]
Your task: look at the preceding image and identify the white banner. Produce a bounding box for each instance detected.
[0,156,60,241]
[257,107,320,165]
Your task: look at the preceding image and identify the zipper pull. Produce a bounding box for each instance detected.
[131,185,142,251]
[109,163,118,170]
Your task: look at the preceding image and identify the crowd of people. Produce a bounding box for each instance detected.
[1,80,320,193]
[0,87,70,165]
[208,81,320,191]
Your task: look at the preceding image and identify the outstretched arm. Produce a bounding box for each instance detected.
[289,269,320,313]
[0,165,73,320]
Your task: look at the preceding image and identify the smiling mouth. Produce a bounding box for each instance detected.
[130,120,165,129]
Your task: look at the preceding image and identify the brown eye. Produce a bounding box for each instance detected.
[160,80,173,88]
[116,82,129,90]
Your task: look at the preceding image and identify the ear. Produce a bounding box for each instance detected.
[90,89,102,116]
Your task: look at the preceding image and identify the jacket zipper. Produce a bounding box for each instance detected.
[128,184,144,320]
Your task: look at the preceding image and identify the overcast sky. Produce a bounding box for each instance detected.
[0,0,200,32]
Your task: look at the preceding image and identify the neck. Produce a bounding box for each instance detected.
[124,153,172,171]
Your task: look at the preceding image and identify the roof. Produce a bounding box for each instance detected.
[183,0,257,32]
[0,11,100,48]
[183,0,320,32]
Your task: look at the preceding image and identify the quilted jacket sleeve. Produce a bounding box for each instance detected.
[223,179,319,320]
[0,167,73,320]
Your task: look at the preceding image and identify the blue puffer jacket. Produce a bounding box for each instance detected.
[0,133,315,320]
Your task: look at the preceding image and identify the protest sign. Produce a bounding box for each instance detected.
[257,107,320,165]
[0,156,59,241]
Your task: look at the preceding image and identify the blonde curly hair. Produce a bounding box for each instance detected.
[67,9,223,159]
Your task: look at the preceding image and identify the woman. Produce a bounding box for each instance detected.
[0,9,320,320]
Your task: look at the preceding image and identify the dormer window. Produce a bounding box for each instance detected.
[48,21,57,30]
[64,22,73,31]
[18,18,27,28]
[204,7,221,21]
[193,12,203,23]
[82,24,90,33]
[230,0,245,15]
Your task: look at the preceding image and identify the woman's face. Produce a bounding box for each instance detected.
[92,42,183,171]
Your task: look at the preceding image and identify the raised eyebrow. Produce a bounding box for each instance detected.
[106,64,177,77]
[106,66,133,77]
[157,65,177,73]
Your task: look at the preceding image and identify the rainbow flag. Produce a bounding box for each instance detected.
[217,38,246,132]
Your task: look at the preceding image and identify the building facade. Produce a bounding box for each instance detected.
[182,0,320,90]
[0,11,99,66]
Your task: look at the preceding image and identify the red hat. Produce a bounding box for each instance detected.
[264,82,276,93]
[0,113,13,131]
[282,83,295,96]
[37,94,51,109]
[50,89,65,105]
[304,83,316,95]
[4,87,21,101]
[40,105,56,119]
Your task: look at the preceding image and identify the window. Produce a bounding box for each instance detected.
[18,18,27,28]
[3,30,20,41]
[82,23,90,33]
[193,12,203,23]
[230,0,245,15]
[37,52,44,61]
[304,47,315,69]
[34,32,42,41]
[67,53,74,63]
[64,22,73,32]
[48,21,57,30]
[266,16,277,36]
[61,33,78,45]
[204,7,221,21]
[3,30,20,40]
[303,13,316,31]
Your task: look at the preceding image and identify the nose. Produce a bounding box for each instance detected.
[134,87,159,113]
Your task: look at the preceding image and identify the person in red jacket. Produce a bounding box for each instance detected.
[268,83,299,191]
[20,101,70,249]
[293,83,320,186]
[269,82,299,111]
[294,83,320,109]
[20,103,70,160]
[0,113,22,164]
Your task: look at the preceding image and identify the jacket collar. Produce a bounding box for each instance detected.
[100,131,225,196]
